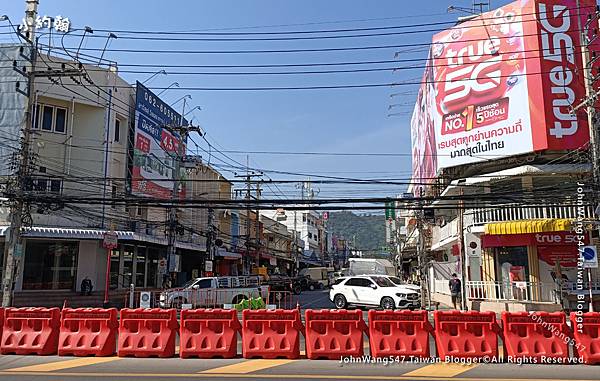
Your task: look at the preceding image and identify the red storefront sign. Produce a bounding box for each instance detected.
[482,231,588,268]
[481,231,587,248]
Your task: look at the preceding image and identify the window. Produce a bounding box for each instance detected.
[22,241,79,290]
[345,278,364,287]
[41,105,53,131]
[111,185,117,208]
[31,177,62,194]
[36,104,67,134]
[346,278,373,288]
[54,107,66,133]
[332,278,345,286]
[50,179,61,193]
[197,279,213,288]
[114,119,121,142]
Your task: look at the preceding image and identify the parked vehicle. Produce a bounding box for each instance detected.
[159,276,270,309]
[299,275,323,291]
[299,267,333,288]
[262,274,302,295]
[345,258,396,276]
[329,275,420,310]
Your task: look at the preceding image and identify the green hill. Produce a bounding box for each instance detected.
[327,211,386,252]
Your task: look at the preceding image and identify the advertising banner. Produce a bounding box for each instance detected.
[132,82,187,199]
[410,50,437,194]
[411,0,593,177]
[431,1,533,170]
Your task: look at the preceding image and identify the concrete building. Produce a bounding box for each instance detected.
[0,45,206,306]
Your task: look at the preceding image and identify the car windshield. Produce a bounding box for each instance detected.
[182,279,197,289]
[371,276,395,287]
[389,276,402,285]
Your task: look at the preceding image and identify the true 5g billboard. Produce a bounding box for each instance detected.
[412,0,595,174]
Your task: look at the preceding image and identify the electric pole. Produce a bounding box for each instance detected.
[572,6,600,312]
[2,0,38,307]
[234,156,262,275]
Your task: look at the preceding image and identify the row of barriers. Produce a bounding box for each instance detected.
[0,308,598,364]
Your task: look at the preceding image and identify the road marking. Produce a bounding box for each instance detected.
[4,357,121,372]
[403,363,478,378]
[0,371,592,381]
[200,359,296,374]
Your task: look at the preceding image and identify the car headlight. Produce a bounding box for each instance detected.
[396,293,406,298]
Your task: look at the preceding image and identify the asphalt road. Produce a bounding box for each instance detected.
[297,288,334,310]
[0,354,598,381]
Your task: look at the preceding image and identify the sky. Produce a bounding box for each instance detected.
[0,0,514,202]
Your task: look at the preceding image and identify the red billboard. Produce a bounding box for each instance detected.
[411,0,593,177]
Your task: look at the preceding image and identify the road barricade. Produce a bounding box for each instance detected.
[304,309,367,360]
[502,311,570,362]
[1,307,60,355]
[118,308,178,358]
[434,310,500,360]
[242,309,304,359]
[180,309,240,359]
[58,308,118,357]
[570,312,600,364]
[368,310,433,359]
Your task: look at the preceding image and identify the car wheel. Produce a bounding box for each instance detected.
[171,297,185,309]
[381,297,395,310]
[309,284,315,291]
[333,294,347,309]
[232,295,246,305]
[318,283,324,290]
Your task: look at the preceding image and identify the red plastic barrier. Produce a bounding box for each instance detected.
[58,308,118,357]
[502,311,570,362]
[118,308,178,358]
[305,309,367,360]
[434,310,500,360]
[180,309,240,359]
[1,307,60,355]
[570,312,600,364]
[242,309,304,359]
[368,310,433,359]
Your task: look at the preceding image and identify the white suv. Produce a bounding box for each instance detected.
[329,275,420,310]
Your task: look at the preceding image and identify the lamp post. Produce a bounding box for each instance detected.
[156,82,179,96]
[142,69,167,85]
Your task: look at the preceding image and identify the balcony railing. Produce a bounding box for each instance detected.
[466,281,557,303]
[469,203,594,226]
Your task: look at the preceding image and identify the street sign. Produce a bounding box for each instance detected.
[139,291,152,308]
[102,231,118,249]
[582,246,598,268]
[322,212,329,221]
[158,258,167,274]
[205,260,213,272]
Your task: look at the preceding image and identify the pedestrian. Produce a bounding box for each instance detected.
[80,276,93,296]
[448,273,462,310]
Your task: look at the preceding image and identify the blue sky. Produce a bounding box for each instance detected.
[1,0,513,200]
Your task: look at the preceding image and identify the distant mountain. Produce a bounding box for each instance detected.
[326,211,386,252]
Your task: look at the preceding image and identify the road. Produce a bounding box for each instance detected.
[297,288,333,310]
[0,354,598,381]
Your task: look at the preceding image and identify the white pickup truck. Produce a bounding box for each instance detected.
[158,276,270,309]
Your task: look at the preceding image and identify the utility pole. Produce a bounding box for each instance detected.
[572,5,600,312]
[458,185,468,311]
[164,109,202,278]
[205,207,215,275]
[2,0,38,307]
[235,156,262,275]
[255,181,261,271]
